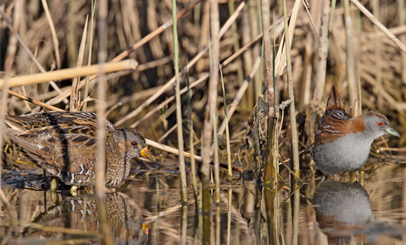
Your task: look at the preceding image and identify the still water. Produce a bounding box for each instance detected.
[1,161,406,244]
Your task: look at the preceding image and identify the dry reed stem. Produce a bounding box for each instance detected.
[202,1,220,243]
[172,0,188,204]
[343,0,358,106]
[219,67,232,180]
[96,0,107,200]
[146,139,202,161]
[313,0,330,102]
[302,0,320,36]
[0,220,101,236]
[95,1,113,244]
[350,0,406,54]
[70,15,89,112]
[213,112,220,204]
[228,1,244,84]
[275,0,301,75]
[41,0,61,69]
[283,0,300,177]
[2,89,64,111]
[82,0,96,112]
[261,0,274,92]
[261,0,275,183]
[241,6,254,109]
[0,60,138,89]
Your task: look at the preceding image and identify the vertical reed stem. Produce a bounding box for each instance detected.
[172,0,188,204]
[282,0,300,177]
[213,112,220,204]
[202,0,220,243]
[82,0,96,112]
[313,0,331,102]
[343,0,358,105]
[261,0,276,185]
[187,74,198,200]
[96,1,113,244]
[219,68,232,181]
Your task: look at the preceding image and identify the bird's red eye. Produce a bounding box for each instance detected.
[131,141,137,146]
[378,122,384,126]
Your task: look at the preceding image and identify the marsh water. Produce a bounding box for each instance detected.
[2,157,406,245]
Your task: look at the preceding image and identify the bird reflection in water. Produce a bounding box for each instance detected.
[313,180,406,244]
[23,193,149,244]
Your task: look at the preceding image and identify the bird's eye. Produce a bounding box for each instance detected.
[131,141,137,146]
[378,122,384,126]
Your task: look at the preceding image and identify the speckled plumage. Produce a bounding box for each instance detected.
[312,86,400,175]
[4,112,155,186]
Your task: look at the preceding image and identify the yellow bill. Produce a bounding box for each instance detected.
[141,146,155,162]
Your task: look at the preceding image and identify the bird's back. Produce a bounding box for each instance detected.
[4,112,116,186]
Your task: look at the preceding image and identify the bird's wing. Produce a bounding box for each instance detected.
[4,124,99,179]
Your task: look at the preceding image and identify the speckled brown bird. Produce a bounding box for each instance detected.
[4,112,155,186]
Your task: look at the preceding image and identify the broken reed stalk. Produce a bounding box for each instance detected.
[202,0,220,243]
[260,0,276,184]
[313,0,330,103]
[95,1,114,244]
[282,0,300,177]
[343,0,358,106]
[219,68,232,181]
[82,0,96,112]
[70,15,89,111]
[172,0,188,205]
